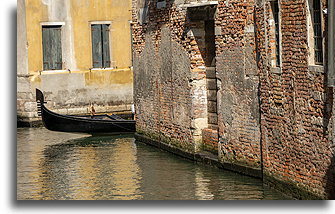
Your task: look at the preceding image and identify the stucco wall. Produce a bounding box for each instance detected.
[17,0,133,124]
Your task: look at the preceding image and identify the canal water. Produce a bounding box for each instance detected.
[17,127,290,200]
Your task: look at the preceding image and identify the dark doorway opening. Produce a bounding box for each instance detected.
[188,5,218,153]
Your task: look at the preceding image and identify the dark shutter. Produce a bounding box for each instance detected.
[42,27,51,70]
[42,26,62,70]
[52,27,62,70]
[102,24,111,68]
[91,24,103,68]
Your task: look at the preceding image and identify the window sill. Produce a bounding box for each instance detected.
[270,67,282,74]
[90,68,115,71]
[308,65,324,73]
[40,70,69,74]
[40,22,65,26]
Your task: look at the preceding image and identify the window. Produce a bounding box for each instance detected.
[313,0,323,64]
[307,0,324,65]
[91,24,111,68]
[138,0,149,25]
[157,0,166,9]
[42,25,62,70]
[271,0,281,67]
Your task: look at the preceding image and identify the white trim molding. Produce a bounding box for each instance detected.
[90,68,115,71]
[89,21,112,25]
[40,70,70,74]
[40,21,65,26]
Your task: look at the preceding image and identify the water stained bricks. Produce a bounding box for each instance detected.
[132,0,334,199]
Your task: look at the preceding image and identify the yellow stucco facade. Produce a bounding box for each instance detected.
[25,0,132,75]
[18,0,134,124]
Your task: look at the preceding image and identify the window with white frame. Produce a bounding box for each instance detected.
[42,25,63,70]
[269,0,281,67]
[91,24,111,68]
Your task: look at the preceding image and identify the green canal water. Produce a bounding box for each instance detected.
[17,127,290,200]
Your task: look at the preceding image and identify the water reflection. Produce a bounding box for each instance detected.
[17,128,290,200]
[195,169,214,200]
[39,135,141,200]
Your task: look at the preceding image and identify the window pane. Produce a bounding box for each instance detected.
[272,1,280,67]
[313,0,323,64]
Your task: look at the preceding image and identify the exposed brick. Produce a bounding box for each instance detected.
[132,0,334,199]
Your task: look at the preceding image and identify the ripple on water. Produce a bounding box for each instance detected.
[17,128,290,200]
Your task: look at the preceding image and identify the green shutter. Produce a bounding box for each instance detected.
[91,24,103,68]
[51,27,62,70]
[42,27,51,70]
[102,24,111,68]
[42,26,62,70]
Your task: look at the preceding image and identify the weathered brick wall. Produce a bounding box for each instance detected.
[132,0,334,199]
[133,33,161,140]
[256,0,334,199]
[202,128,219,153]
[215,0,261,168]
[330,87,335,198]
[132,0,201,152]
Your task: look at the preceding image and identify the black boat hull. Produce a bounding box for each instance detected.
[36,89,136,134]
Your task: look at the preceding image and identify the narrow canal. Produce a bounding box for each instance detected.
[17,127,290,200]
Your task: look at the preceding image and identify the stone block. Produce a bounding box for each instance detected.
[24,101,37,112]
[215,26,222,35]
[207,100,217,113]
[208,113,218,125]
[206,67,216,78]
[244,25,255,33]
[207,79,217,90]
[207,90,217,101]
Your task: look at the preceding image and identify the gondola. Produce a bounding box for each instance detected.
[36,88,136,134]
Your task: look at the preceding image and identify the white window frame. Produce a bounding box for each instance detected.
[89,21,114,70]
[40,22,67,73]
[307,0,324,66]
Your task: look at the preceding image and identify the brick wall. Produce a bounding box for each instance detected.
[256,0,334,199]
[132,0,334,199]
[202,128,218,153]
[132,0,203,152]
[215,0,261,168]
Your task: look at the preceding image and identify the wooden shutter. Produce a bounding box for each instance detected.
[42,27,51,70]
[51,27,62,70]
[102,24,111,68]
[91,24,103,68]
[42,26,62,70]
